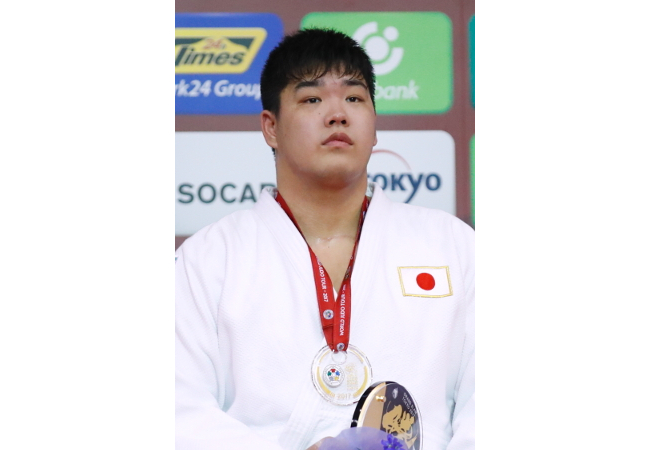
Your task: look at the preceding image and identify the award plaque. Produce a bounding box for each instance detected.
[311,344,373,406]
[351,381,422,450]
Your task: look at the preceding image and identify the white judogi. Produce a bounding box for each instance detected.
[176,184,474,450]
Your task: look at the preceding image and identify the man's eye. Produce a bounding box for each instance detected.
[305,98,320,104]
[347,96,361,102]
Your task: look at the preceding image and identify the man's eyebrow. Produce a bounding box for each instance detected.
[292,77,368,91]
[344,78,368,90]
[293,79,322,91]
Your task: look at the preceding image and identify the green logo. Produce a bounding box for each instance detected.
[301,12,453,115]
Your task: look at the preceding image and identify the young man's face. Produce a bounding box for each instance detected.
[262,71,377,189]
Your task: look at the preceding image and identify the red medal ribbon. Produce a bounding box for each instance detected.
[275,192,370,353]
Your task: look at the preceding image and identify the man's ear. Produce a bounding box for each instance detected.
[260,110,279,149]
[373,129,378,147]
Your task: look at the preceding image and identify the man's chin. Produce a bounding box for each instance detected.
[308,168,367,190]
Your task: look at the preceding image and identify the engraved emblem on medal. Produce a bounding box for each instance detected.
[322,364,344,387]
[311,344,373,405]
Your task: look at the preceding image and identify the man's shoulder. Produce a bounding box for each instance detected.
[177,207,262,255]
[383,198,474,237]
[370,184,471,233]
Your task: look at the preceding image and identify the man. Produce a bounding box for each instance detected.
[176,29,474,450]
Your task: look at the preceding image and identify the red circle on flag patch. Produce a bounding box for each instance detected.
[416,273,435,290]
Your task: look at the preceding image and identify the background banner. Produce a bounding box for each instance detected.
[175,131,456,236]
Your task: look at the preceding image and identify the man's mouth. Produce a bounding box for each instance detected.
[322,132,353,146]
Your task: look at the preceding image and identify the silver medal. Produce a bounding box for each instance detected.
[311,344,373,405]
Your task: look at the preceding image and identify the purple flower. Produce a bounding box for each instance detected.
[381,434,406,450]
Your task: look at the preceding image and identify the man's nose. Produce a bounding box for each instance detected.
[327,112,348,126]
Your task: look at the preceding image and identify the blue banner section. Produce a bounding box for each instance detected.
[175,13,283,115]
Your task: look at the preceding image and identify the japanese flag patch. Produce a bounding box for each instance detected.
[398,266,453,298]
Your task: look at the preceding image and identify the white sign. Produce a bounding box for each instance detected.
[175,132,277,236]
[369,130,456,215]
[176,130,455,236]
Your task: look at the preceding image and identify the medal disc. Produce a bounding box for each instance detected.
[351,381,423,450]
[311,344,373,405]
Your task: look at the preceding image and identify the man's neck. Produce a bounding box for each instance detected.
[276,176,368,242]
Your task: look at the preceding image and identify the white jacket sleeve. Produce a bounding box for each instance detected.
[175,234,286,450]
[446,221,475,450]
[446,348,474,450]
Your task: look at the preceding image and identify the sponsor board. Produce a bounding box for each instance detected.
[469,15,475,108]
[470,135,475,224]
[175,13,283,115]
[175,130,455,236]
[369,131,455,213]
[175,132,277,235]
[301,12,453,114]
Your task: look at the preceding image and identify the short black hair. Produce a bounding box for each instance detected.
[260,28,375,116]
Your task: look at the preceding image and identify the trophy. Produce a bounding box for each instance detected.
[351,382,422,450]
